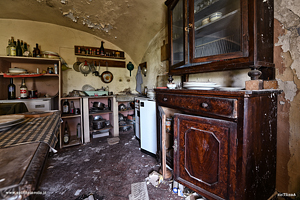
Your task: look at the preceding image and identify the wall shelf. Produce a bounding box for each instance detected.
[74,45,125,60]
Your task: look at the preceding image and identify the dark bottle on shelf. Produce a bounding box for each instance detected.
[20,78,28,99]
[33,43,40,57]
[62,99,70,114]
[8,78,16,99]
[16,39,22,56]
[63,121,70,145]
[100,41,105,55]
[69,101,75,114]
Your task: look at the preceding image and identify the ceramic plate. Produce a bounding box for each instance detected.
[183,81,217,87]
[218,87,244,91]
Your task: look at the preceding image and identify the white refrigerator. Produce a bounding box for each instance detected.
[139,98,157,155]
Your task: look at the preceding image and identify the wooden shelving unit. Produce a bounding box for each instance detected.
[60,97,83,148]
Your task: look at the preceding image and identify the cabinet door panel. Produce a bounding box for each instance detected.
[174,113,237,199]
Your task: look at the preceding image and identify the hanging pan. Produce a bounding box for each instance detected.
[100,62,113,83]
[79,60,91,76]
[73,61,81,72]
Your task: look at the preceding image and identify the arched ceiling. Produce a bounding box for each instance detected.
[0,0,168,64]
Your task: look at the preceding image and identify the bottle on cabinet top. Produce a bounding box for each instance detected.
[16,39,22,56]
[100,41,105,56]
[33,43,40,57]
[10,37,16,56]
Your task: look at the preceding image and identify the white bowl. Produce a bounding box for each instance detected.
[167,83,176,89]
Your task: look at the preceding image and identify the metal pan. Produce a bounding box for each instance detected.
[100,71,113,83]
[79,61,91,76]
[73,61,81,72]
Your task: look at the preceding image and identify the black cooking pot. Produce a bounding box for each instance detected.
[92,119,106,130]
[92,102,105,110]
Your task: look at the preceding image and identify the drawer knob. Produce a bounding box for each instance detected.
[163,97,168,102]
[201,102,209,108]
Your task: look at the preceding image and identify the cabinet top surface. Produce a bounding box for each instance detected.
[155,89,281,97]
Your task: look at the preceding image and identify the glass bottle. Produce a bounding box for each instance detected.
[77,123,81,138]
[20,78,28,99]
[10,37,16,56]
[62,99,69,114]
[32,47,36,57]
[34,43,40,57]
[21,40,25,54]
[63,121,70,145]
[100,41,105,55]
[69,101,75,114]
[8,78,16,99]
[6,39,11,56]
[16,39,22,56]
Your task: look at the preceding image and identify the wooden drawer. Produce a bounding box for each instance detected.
[156,93,237,119]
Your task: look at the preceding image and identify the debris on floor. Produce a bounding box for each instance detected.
[129,181,149,200]
[74,192,104,200]
[107,137,120,145]
[145,171,163,187]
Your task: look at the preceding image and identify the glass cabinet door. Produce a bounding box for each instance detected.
[171,0,187,67]
[190,0,242,62]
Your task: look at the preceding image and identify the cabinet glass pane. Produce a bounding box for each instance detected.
[193,0,241,58]
[172,0,184,65]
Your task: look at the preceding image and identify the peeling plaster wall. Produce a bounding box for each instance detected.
[0,19,137,95]
[274,0,300,193]
[140,27,169,91]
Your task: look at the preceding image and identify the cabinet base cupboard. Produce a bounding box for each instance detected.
[155,89,280,200]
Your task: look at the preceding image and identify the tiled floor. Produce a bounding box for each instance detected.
[37,131,184,200]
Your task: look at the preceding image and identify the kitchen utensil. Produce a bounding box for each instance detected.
[73,61,81,72]
[82,84,95,91]
[92,119,106,130]
[92,61,99,76]
[118,103,126,111]
[210,12,222,22]
[127,61,134,76]
[8,68,27,74]
[93,115,103,121]
[100,62,113,83]
[118,113,125,121]
[40,51,60,59]
[28,90,38,98]
[92,102,105,109]
[79,60,91,76]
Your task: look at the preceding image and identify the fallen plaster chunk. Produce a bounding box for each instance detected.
[74,189,82,196]
[145,171,163,187]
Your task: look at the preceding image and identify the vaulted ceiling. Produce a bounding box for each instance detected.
[0,0,167,64]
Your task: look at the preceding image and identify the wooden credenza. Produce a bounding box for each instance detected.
[155,89,280,200]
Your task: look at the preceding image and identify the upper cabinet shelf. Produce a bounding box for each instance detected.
[165,0,275,80]
[0,56,60,65]
[74,45,125,60]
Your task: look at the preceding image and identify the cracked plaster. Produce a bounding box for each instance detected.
[275,0,300,193]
